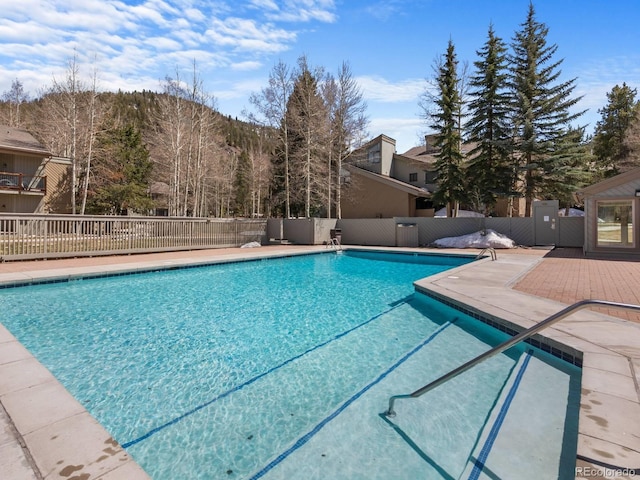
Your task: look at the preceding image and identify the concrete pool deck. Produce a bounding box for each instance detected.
[0,245,638,479]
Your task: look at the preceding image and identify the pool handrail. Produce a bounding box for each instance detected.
[475,247,497,261]
[384,299,640,417]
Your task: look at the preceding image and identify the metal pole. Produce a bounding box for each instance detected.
[385,300,640,417]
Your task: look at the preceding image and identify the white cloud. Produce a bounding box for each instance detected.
[357,75,425,103]
[363,0,404,21]
[183,7,206,22]
[263,0,336,23]
[205,17,296,52]
[126,0,182,28]
[0,1,337,83]
[0,0,315,98]
[249,0,279,11]
[231,61,264,71]
[172,28,206,48]
[143,36,184,51]
[214,78,267,101]
[0,21,56,43]
[569,54,640,132]
[368,117,425,152]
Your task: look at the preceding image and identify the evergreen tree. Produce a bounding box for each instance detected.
[622,109,640,170]
[509,3,583,216]
[107,90,159,130]
[87,125,154,214]
[465,24,512,214]
[431,40,466,217]
[270,122,291,217]
[592,83,640,177]
[544,126,594,212]
[286,56,328,217]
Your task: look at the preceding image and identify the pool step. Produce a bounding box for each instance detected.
[255,317,520,480]
[457,350,579,480]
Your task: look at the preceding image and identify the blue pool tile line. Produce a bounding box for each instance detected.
[467,350,533,480]
[415,288,582,367]
[121,299,412,449]
[0,251,331,289]
[249,321,455,480]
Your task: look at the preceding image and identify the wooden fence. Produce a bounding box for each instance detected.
[0,214,267,261]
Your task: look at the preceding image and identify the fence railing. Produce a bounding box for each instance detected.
[0,214,267,261]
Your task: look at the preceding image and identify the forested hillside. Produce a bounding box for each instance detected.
[0,82,274,217]
[2,4,640,219]
[0,56,368,219]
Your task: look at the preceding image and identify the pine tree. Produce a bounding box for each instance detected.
[509,3,584,216]
[286,56,328,217]
[465,24,512,215]
[622,110,640,170]
[431,40,466,217]
[592,83,640,177]
[544,126,594,213]
[87,125,154,215]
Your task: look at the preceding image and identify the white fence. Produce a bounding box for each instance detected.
[0,214,267,261]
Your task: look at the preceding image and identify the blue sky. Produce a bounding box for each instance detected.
[1,0,639,153]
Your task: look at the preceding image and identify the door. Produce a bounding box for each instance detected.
[533,200,559,246]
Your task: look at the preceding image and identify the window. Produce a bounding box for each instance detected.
[596,200,635,247]
[416,197,433,209]
[425,171,437,183]
[409,173,417,182]
[367,143,381,163]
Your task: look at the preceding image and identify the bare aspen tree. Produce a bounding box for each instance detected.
[1,79,29,127]
[248,127,272,217]
[247,61,294,217]
[326,62,368,219]
[185,63,218,217]
[252,150,270,217]
[56,56,81,214]
[154,63,220,217]
[321,74,338,217]
[156,73,187,216]
[37,54,91,214]
[80,65,101,215]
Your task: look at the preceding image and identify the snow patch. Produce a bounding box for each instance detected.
[240,241,262,248]
[431,229,517,249]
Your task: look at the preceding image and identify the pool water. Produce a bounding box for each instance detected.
[0,250,580,479]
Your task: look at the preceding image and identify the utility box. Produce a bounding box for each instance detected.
[396,223,418,247]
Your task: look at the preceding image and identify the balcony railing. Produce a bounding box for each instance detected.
[0,172,47,193]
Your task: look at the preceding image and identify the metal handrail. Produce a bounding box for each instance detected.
[476,247,497,260]
[384,299,640,417]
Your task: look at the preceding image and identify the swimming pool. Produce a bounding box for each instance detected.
[0,250,580,479]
